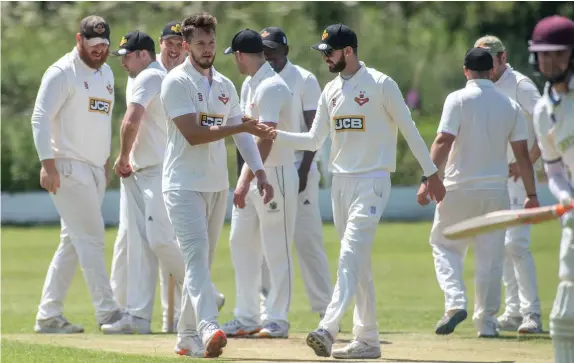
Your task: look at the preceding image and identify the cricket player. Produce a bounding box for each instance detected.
[100,31,187,335]
[527,15,574,363]
[422,47,539,338]
[257,26,333,322]
[160,13,274,358]
[270,23,445,359]
[221,29,298,339]
[474,35,544,334]
[31,15,123,333]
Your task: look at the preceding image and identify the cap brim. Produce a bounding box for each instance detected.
[262,40,282,49]
[161,34,182,40]
[223,47,234,55]
[85,37,110,46]
[528,43,570,52]
[111,48,131,56]
[310,42,333,51]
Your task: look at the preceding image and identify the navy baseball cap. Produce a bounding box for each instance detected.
[260,27,288,49]
[161,21,183,40]
[464,47,493,71]
[224,29,264,54]
[112,31,156,56]
[311,23,357,52]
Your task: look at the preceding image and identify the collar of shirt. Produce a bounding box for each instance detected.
[183,58,223,84]
[279,59,294,77]
[336,61,367,88]
[495,63,513,86]
[249,61,274,87]
[466,79,495,88]
[72,47,102,74]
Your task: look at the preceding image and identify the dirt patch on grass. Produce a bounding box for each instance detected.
[4,332,553,362]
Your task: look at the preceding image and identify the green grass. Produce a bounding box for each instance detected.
[1,222,561,362]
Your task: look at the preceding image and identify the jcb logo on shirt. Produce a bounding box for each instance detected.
[334,115,365,132]
[200,113,224,127]
[89,98,112,115]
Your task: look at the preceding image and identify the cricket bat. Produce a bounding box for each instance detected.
[167,274,175,333]
[443,202,574,239]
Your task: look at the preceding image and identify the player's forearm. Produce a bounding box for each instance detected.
[119,119,140,159]
[186,124,245,146]
[511,140,537,196]
[239,138,273,184]
[40,158,57,172]
[275,128,326,152]
[429,135,453,173]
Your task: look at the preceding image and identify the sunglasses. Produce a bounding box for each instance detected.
[321,49,334,57]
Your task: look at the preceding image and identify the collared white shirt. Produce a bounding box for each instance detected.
[494,63,541,163]
[438,79,528,190]
[31,47,115,168]
[240,62,295,167]
[276,60,322,170]
[127,61,167,170]
[275,61,437,177]
[161,59,242,192]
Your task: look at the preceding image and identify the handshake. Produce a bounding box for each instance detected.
[240,116,276,140]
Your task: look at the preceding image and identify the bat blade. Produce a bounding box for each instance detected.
[443,204,565,239]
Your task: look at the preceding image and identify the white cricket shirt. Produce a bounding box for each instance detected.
[127,61,167,171]
[494,64,541,163]
[275,62,437,177]
[161,60,243,192]
[438,79,528,190]
[240,62,296,167]
[533,77,574,281]
[277,60,322,170]
[31,47,115,168]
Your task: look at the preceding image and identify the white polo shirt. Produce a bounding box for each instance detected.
[31,47,115,168]
[127,61,167,171]
[161,60,243,192]
[494,64,541,163]
[438,79,528,190]
[275,62,437,177]
[277,61,322,170]
[240,62,295,167]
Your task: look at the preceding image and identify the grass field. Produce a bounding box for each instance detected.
[1,221,562,362]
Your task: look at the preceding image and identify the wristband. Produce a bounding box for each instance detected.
[527,193,537,197]
[421,176,428,183]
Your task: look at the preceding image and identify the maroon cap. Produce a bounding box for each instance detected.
[528,15,574,52]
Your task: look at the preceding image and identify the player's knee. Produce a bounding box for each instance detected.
[504,237,530,258]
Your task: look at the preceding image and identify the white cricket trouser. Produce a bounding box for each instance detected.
[36,159,118,324]
[230,164,298,327]
[261,167,332,317]
[502,177,541,317]
[430,188,509,332]
[551,212,574,363]
[108,165,185,321]
[320,174,391,343]
[163,189,227,336]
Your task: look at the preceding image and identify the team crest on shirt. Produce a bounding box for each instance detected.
[332,97,337,107]
[84,81,89,90]
[354,91,369,106]
[106,83,113,95]
[218,92,229,105]
[198,93,203,102]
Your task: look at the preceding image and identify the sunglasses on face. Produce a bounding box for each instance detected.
[321,49,334,57]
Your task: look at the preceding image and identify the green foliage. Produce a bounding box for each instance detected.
[2,1,572,191]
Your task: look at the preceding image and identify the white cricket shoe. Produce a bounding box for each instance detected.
[174,335,205,358]
[497,314,522,332]
[306,328,334,357]
[201,323,227,358]
[254,322,289,338]
[221,318,261,337]
[216,293,225,312]
[477,319,499,338]
[518,314,543,334]
[332,340,382,359]
[34,315,84,334]
[98,309,124,330]
[100,314,151,334]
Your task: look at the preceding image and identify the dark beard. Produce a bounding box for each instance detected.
[191,51,215,69]
[79,46,109,69]
[329,57,346,73]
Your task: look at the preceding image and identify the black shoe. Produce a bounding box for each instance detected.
[435,309,467,335]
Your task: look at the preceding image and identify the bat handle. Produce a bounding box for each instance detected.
[555,202,574,217]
